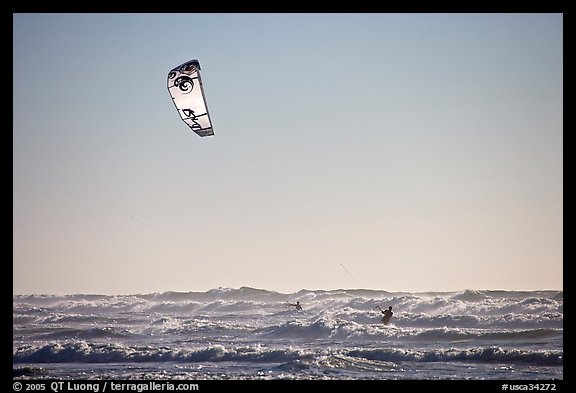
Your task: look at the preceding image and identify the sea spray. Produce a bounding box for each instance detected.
[13,288,563,380]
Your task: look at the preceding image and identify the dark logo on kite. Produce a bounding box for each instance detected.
[180,62,199,74]
[182,108,207,130]
[173,76,194,94]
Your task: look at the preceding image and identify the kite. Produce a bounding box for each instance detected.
[167,59,214,137]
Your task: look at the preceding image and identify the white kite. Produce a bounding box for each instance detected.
[167,59,214,137]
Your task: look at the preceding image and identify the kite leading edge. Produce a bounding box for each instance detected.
[167,59,214,137]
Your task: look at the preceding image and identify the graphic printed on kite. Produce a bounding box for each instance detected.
[167,59,214,137]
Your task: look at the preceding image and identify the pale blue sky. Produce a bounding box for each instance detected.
[13,13,563,294]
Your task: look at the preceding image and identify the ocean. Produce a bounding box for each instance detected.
[13,288,563,381]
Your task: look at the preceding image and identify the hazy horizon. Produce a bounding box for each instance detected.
[13,285,563,297]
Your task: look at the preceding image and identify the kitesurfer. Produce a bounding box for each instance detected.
[376,305,393,324]
[287,301,303,311]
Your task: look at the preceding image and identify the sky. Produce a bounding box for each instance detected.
[13,13,563,295]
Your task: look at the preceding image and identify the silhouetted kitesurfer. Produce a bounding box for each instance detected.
[376,305,393,324]
[287,301,303,311]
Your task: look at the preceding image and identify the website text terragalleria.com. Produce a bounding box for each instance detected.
[13,381,199,393]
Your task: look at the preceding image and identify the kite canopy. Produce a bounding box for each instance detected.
[167,59,214,137]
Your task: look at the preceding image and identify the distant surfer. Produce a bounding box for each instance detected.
[287,301,303,311]
[376,305,393,325]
